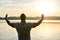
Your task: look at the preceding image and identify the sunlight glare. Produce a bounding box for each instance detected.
[36,2,55,16]
[39,25,54,38]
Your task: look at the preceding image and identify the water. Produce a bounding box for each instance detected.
[0,20,60,40]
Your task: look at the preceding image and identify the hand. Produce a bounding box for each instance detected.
[41,14,44,20]
[5,14,8,19]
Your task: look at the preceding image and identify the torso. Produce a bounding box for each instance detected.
[13,23,34,40]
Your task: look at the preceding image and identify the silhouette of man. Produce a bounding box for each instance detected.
[5,13,44,40]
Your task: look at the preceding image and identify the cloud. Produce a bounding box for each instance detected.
[0,0,37,4]
[0,0,13,3]
[13,0,36,3]
[0,0,14,7]
[0,0,36,7]
[0,0,60,8]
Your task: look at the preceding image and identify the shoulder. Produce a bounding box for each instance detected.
[12,22,20,26]
[27,22,36,25]
[28,22,36,24]
[25,22,36,28]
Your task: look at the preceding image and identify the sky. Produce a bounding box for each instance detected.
[0,0,60,17]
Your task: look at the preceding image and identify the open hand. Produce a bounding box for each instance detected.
[41,14,44,20]
[5,14,8,19]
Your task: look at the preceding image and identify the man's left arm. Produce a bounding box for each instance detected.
[32,14,44,28]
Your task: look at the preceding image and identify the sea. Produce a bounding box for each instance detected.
[0,20,60,40]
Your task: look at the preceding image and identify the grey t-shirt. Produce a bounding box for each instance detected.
[12,22,35,28]
[11,22,36,40]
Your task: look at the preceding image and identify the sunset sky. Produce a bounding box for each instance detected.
[0,0,60,17]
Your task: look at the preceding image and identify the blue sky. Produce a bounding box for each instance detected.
[0,0,60,17]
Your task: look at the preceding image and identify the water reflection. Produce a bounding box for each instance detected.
[0,20,60,40]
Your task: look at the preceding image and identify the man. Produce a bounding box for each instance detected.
[5,13,44,40]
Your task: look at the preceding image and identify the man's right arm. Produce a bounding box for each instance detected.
[5,14,15,28]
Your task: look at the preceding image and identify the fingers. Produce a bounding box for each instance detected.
[41,14,44,20]
[6,14,8,17]
[5,14,8,17]
[5,14,8,19]
[42,14,44,17]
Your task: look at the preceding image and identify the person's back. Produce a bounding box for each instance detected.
[13,23,34,40]
[5,13,44,40]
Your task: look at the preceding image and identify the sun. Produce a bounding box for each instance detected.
[35,2,55,16]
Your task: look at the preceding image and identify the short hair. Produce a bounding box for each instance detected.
[20,13,26,20]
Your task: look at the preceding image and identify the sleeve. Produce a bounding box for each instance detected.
[28,23,37,28]
[11,23,18,28]
[31,23,37,28]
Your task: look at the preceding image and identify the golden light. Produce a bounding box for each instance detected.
[35,2,55,16]
[39,25,54,38]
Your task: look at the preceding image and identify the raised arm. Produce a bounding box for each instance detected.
[5,14,14,28]
[32,14,44,28]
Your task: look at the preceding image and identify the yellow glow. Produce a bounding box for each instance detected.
[39,25,54,38]
[35,2,55,16]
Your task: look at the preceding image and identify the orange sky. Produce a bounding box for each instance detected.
[0,0,60,17]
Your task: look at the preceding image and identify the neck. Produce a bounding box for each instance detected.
[21,20,26,23]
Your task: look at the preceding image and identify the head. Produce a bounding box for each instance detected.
[20,13,26,20]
